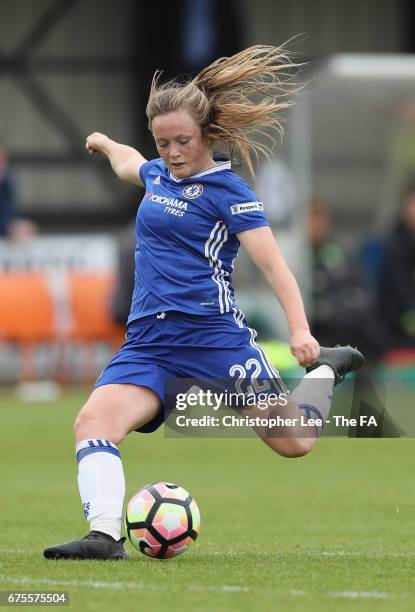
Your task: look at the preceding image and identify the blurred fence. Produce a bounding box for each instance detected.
[0,235,124,382]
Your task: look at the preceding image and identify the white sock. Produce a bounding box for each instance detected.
[76,439,125,541]
[291,365,335,436]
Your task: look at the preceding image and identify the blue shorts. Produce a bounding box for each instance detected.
[94,310,286,433]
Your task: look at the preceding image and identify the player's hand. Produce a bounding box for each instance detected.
[7,219,38,242]
[85,132,109,155]
[290,329,320,368]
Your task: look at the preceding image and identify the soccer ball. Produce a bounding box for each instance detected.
[125,482,201,559]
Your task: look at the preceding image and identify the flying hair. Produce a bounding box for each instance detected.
[146,44,304,174]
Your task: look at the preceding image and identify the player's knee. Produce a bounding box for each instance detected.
[276,437,315,458]
[73,410,96,439]
[73,410,125,445]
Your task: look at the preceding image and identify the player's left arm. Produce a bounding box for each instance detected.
[237,225,320,367]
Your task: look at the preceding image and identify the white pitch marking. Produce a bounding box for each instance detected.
[0,575,162,592]
[221,585,249,592]
[320,550,415,559]
[330,591,396,600]
[321,551,357,557]
[0,575,248,595]
[0,574,402,600]
[188,584,249,593]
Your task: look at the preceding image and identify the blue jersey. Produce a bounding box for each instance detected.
[127,158,270,324]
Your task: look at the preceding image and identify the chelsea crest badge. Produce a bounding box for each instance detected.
[182,183,203,199]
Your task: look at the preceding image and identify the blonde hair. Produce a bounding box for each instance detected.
[146,44,303,174]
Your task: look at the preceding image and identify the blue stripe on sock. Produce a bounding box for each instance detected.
[298,403,324,422]
[299,403,325,437]
[76,445,120,464]
[97,439,104,447]
[88,440,95,447]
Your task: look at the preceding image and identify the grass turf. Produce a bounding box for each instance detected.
[0,386,414,611]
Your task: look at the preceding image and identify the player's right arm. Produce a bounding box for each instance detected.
[85,132,147,187]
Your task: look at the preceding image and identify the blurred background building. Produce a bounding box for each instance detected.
[0,0,414,383]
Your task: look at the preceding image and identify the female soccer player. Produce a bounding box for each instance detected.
[44,46,363,560]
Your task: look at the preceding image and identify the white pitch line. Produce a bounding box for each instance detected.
[188,584,249,593]
[322,551,357,557]
[0,575,248,595]
[0,575,402,600]
[222,585,249,592]
[204,550,415,558]
[0,575,163,592]
[330,591,396,600]
[318,551,415,559]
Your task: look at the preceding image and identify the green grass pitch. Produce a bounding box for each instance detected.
[1,386,414,611]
